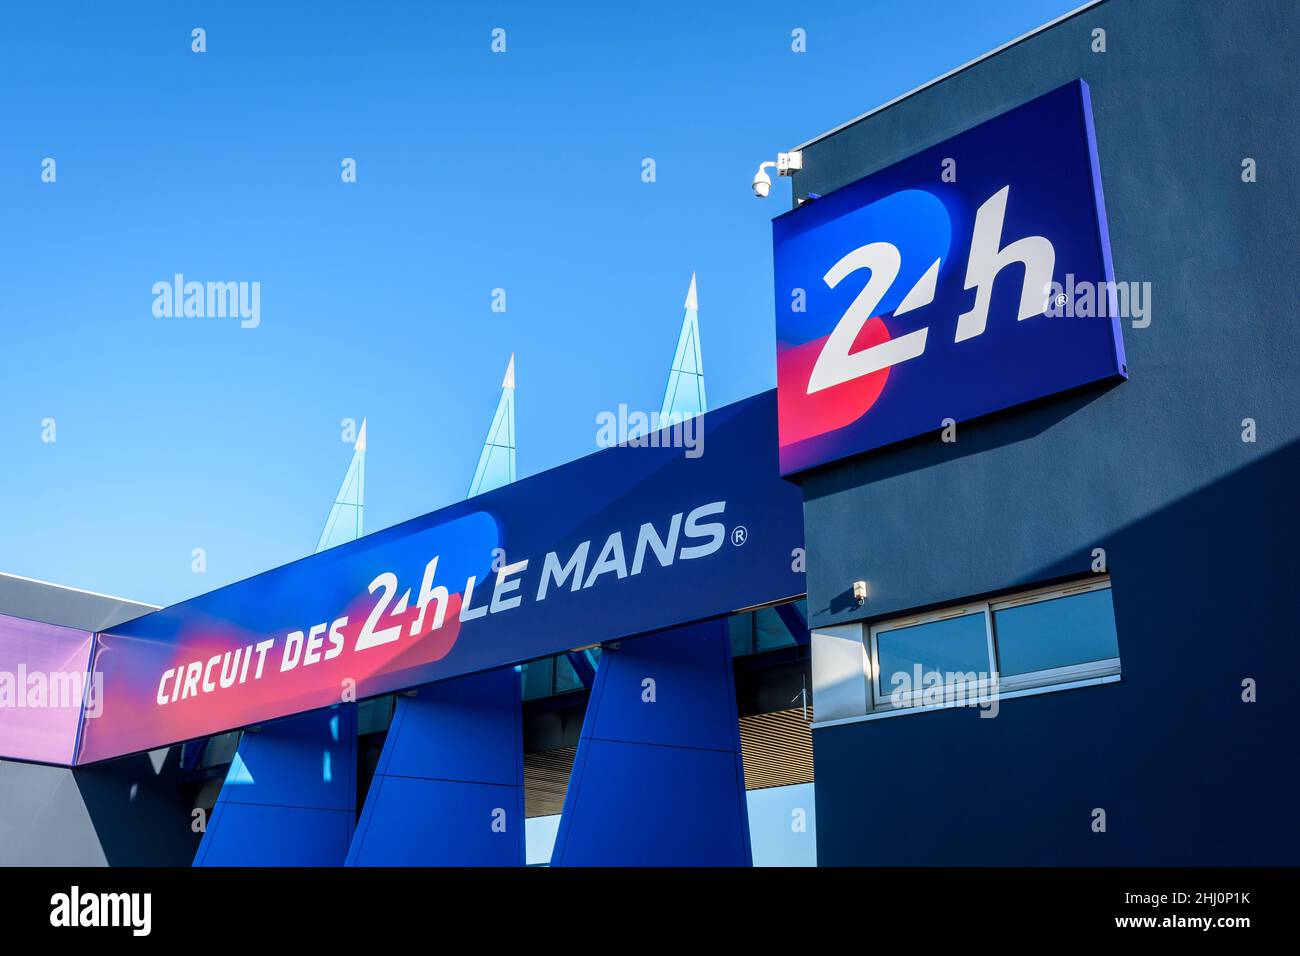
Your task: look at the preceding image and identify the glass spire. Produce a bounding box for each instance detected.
[660,272,706,420]
[315,419,366,552]
[468,354,517,497]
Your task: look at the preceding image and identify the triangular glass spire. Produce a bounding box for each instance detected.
[660,273,707,420]
[468,355,517,497]
[315,419,366,553]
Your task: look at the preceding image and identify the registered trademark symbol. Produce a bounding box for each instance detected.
[731,525,748,546]
[1055,293,1067,306]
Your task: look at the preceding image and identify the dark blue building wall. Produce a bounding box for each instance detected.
[797,0,1299,864]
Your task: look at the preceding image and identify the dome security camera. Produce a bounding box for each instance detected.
[750,151,802,199]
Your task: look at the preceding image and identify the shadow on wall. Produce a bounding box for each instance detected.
[813,436,1300,865]
[808,383,1120,618]
[74,747,204,865]
[802,382,1120,505]
[0,747,202,866]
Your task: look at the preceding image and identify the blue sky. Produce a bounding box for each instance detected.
[0,0,1080,607]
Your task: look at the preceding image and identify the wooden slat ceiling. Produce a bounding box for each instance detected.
[523,746,577,818]
[738,706,815,792]
[524,706,814,818]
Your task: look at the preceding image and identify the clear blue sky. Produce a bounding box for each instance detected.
[0,0,1080,607]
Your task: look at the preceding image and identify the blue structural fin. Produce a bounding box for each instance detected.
[316,418,366,552]
[551,619,752,866]
[659,273,707,421]
[194,704,357,866]
[468,355,517,497]
[346,668,524,866]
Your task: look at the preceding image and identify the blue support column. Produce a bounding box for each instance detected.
[194,704,356,866]
[346,667,524,866]
[551,619,752,866]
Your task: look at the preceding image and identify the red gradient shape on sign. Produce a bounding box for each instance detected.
[777,315,894,448]
[77,586,472,763]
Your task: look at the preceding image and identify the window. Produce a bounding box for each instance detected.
[729,600,807,657]
[522,648,604,700]
[866,578,1120,714]
[875,610,989,705]
[521,657,557,700]
[992,586,1119,683]
[554,654,585,694]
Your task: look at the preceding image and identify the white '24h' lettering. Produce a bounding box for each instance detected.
[806,185,1055,395]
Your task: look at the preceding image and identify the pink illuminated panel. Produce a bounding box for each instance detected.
[0,613,95,765]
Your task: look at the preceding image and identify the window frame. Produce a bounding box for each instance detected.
[865,576,1120,716]
[869,601,995,711]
